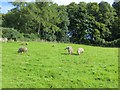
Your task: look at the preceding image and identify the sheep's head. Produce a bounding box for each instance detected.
[65,46,69,50]
[65,46,71,50]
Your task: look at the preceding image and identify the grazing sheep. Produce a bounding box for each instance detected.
[77,48,84,55]
[65,46,73,55]
[18,47,28,53]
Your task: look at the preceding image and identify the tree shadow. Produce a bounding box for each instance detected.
[61,53,78,56]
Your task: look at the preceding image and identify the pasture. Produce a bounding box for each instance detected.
[2,42,118,88]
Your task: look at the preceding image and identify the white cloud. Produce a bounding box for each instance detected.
[53,0,114,5]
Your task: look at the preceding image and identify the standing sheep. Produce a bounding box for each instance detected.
[18,47,28,53]
[77,48,84,55]
[65,46,73,55]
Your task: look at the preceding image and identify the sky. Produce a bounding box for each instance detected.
[1,0,114,14]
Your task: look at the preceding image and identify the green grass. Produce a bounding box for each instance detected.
[2,42,118,88]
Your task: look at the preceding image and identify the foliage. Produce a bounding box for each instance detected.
[2,1,120,47]
[105,39,120,47]
[23,33,39,41]
[55,5,70,43]
[111,1,120,40]
[0,13,2,27]
[2,27,24,41]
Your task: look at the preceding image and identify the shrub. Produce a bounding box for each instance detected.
[23,33,39,41]
[2,27,24,41]
[105,39,120,47]
[44,33,56,42]
[2,27,39,41]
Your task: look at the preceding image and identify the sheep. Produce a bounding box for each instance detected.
[77,48,84,55]
[0,38,8,42]
[65,46,73,55]
[18,47,28,53]
[20,42,28,45]
[0,38,2,42]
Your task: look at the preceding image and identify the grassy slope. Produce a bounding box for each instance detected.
[2,42,118,88]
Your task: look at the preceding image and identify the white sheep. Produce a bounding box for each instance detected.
[77,48,84,55]
[0,38,8,42]
[65,46,73,55]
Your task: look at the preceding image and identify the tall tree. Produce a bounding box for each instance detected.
[111,1,120,39]
[98,2,116,27]
[87,2,99,20]
[31,2,61,40]
[67,2,86,43]
[55,5,70,42]
[2,2,34,33]
[96,1,116,41]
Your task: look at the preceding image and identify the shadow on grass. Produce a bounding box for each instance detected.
[61,53,78,56]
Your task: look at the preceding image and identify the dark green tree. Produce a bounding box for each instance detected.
[98,1,116,28]
[111,1,120,39]
[55,5,70,43]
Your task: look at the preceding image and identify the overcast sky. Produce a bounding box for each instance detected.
[1,0,114,14]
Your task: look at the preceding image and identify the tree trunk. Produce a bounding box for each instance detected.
[38,23,40,35]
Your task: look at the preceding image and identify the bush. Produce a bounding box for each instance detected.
[94,38,105,46]
[2,27,24,41]
[105,39,120,47]
[83,39,91,45]
[2,27,39,41]
[44,33,56,42]
[23,33,39,41]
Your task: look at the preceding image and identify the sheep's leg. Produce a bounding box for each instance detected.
[77,51,80,55]
[68,50,71,55]
[68,50,70,54]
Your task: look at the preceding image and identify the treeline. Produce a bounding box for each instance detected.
[1,1,120,47]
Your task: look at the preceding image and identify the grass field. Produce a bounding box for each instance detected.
[2,42,118,88]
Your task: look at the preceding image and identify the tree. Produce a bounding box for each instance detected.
[55,5,70,43]
[87,2,99,20]
[2,2,62,41]
[2,2,34,33]
[32,2,61,40]
[98,1,116,27]
[111,1,120,40]
[67,2,87,43]
[95,1,116,41]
